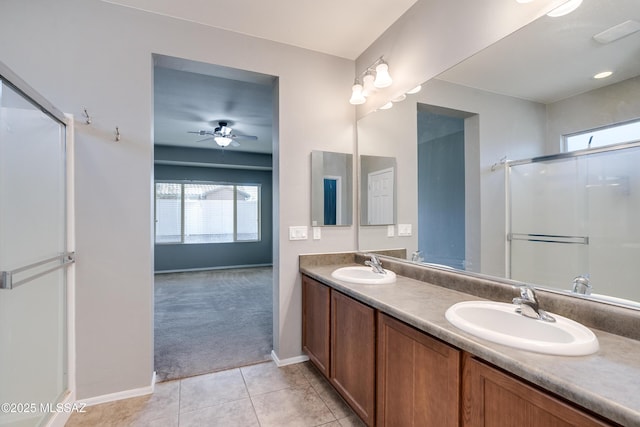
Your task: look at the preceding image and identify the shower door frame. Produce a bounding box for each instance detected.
[505,139,640,281]
[0,61,76,427]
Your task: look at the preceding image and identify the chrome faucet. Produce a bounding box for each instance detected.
[364,254,386,274]
[572,275,592,295]
[512,285,555,322]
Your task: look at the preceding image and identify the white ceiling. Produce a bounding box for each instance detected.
[438,0,640,104]
[102,0,418,59]
[106,0,417,154]
[153,55,276,154]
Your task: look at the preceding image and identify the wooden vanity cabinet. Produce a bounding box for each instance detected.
[301,275,375,426]
[330,289,376,426]
[377,313,461,427]
[462,355,615,427]
[302,275,331,377]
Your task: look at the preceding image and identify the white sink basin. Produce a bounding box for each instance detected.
[445,301,598,356]
[331,266,396,285]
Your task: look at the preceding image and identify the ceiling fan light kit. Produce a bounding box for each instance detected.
[188,121,258,148]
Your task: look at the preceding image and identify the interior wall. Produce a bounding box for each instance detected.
[545,76,640,153]
[358,78,547,276]
[0,0,355,399]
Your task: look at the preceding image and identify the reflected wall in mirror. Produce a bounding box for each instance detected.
[357,0,640,309]
[360,155,396,226]
[310,150,353,226]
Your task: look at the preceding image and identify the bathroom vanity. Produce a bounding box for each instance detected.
[300,252,640,427]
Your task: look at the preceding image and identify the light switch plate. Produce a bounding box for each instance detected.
[289,226,308,240]
[398,224,412,236]
[387,225,395,237]
[313,227,321,240]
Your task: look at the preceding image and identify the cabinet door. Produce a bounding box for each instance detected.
[302,275,331,377]
[331,290,376,426]
[377,313,460,427]
[462,355,614,427]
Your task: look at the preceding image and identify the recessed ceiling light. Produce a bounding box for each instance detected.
[406,85,422,94]
[379,102,393,110]
[392,94,407,103]
[593,71,613,79]
[547,0,582,17]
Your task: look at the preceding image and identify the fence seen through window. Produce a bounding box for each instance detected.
[155,182,260,244]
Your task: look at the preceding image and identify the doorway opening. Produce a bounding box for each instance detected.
[152,54,277,381]
[417,104,477,270]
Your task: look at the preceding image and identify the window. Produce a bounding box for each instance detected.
[564,119,640,152]
[155,182,261,244]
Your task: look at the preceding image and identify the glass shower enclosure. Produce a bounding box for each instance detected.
[0,63,74,427]
[507,142,640,304]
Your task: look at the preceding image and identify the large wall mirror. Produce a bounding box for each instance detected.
[360,155,397,226]
[357,0,640,309]
[311,150,353,226]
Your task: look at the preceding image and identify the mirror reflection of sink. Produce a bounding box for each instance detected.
[445,301,599,356]
[331,266,397,285]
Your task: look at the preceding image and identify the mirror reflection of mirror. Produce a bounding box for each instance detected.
[357,0,640,309]
[310,150,353,226]
[360,155,397,226]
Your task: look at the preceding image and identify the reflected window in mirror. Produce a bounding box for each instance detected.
[565,119,640,152]
[311,151,353,226]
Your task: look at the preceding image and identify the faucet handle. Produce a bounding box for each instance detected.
[365,253,381,264]
[517,284,537,302]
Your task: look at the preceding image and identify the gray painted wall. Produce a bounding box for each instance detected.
[0,0,356,399]
[0,0,557,401]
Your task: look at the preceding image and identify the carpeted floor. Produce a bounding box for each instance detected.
[154,267,273,382]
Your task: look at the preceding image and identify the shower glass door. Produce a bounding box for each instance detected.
[0,68,70,427]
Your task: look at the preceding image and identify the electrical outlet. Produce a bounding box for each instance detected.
[387,225,395,237]
[398,224,412,236]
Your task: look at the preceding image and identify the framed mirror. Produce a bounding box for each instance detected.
[357,0,640,309]
[311,150,353,226]
[360,155,397,226]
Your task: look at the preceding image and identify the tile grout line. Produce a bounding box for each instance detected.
[239,365,263,427]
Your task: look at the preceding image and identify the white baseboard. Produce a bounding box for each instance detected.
[77,371,156,407]
[271,350,309,367]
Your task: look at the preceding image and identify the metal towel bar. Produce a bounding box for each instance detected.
[509,233,589,245]
[0,252,75,290]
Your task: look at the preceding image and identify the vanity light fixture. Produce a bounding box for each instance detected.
[593,71,613,79]
[547,0,582,17]
[379,101,394,110]
[349,56,393,105]
[349,81,366,105]
[406,85,422,94]
[374,61,393,88]
[392,94,407,102]
[362,72,376,97]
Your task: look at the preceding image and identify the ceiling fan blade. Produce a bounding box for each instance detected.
[231,134,258,140]
[197,136,216,143]
[230,140,241,147]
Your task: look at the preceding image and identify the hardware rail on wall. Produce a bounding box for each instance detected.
[82,106,121,142]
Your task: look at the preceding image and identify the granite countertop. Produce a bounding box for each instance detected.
[300,262,640,427]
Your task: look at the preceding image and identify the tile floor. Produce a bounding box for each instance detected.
[65,361,366,427]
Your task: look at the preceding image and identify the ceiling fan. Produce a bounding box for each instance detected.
[188,121,258,147]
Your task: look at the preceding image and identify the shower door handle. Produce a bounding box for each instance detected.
[0,252,75,290]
